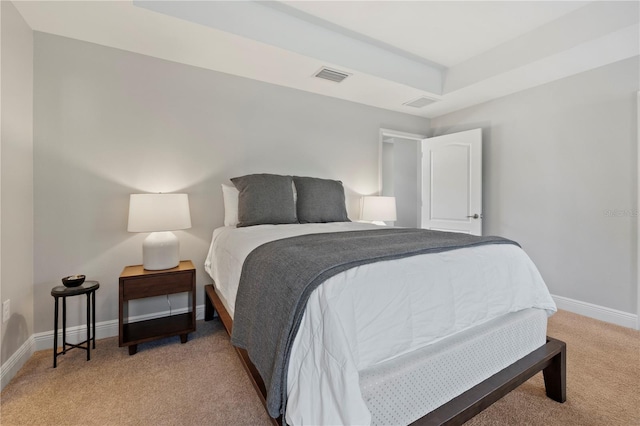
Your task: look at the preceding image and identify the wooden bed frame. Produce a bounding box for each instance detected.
[204,284,566,426]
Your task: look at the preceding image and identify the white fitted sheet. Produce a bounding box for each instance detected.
[204,223,556,425]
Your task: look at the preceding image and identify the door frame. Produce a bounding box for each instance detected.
[378,128,426,226]
[636,91,639,330]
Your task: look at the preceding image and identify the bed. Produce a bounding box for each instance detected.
[203,174,566,425]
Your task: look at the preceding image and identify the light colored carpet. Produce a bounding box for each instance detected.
[1,310,638,425]
[466,310,639,426]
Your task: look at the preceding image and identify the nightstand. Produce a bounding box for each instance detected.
[119,260,196,355]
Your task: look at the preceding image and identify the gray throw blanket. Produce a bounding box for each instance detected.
[230,228,519,418]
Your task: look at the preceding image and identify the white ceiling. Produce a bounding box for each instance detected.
[280,1,590,67]
[13,1,640,118]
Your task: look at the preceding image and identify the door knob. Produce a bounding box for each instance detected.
[466,214,480,219]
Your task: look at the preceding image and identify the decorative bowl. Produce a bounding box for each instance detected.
[62,274,85,287]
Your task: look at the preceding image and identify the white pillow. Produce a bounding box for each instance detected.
[221,184,239,227]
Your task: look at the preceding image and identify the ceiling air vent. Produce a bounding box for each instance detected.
[403,96,438,108]
[314,67,351,83]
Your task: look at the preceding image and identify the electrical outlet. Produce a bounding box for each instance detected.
[2,299,10,323]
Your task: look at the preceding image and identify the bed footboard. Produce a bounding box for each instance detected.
[204,284,566,426]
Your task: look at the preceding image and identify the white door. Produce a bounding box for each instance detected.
[421,128,482,235]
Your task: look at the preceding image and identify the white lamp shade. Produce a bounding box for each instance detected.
[127,193,192,232]
[361,196,397,222]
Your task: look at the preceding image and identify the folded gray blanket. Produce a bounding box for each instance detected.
[230,227,519,418]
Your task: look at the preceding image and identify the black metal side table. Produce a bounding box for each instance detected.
[51,280,99,368]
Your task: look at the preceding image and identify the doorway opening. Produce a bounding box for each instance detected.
[379,129,425,228]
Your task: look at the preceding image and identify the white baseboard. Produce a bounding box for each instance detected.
[33,317,119,352]
[552,294,638,329]
[2,305,206,391]
[34,304,206,351]
[1,335,35,391]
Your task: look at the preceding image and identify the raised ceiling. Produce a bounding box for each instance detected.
[13,1,640,118]
[279,1,590,67]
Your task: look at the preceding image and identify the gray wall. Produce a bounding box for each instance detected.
[33,33,429,333]
[381,141,394,197]
[431,58,638,314]
[1,1,34,368]
[382,138,419,227]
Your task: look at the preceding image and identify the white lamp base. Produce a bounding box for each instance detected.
[142,231,180,270]
[371,221,388,226]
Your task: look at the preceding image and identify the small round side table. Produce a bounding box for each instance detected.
[51,280,100,368]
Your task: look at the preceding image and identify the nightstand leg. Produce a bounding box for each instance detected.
[92,289,96,349]
[86,292,91,361]
[128,345,137,355]
[53,297,59,368]
[180,333,188,344]
[62,297,67,354]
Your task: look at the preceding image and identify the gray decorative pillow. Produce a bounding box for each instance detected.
[231,174,297,227]
[293,176,350,223]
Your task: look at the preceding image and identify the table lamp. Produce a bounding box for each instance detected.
[361,196,397,226]
[127,193,192,270]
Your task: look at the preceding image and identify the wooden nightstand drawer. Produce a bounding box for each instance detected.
[122,272,192,300]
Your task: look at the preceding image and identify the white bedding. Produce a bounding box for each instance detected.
[204,222,557,425]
